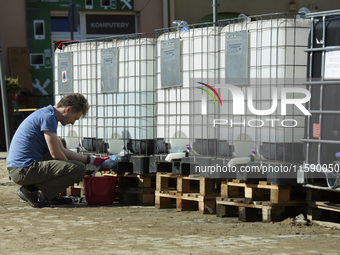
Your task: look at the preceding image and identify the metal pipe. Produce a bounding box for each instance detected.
[309,110,340,114]
[317,15,327,165]
[169,0,175,25]
[69,0,74,40]
[212,0,218,25]
[304,45,340,52]
[304,80,340,85]
[305,9,340,18]
[228,156,252,167]
[301,139,340,145]
[163,0,169,28]
[0,37,11,151]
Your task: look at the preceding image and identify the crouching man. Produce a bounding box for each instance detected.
[6,93,108,208]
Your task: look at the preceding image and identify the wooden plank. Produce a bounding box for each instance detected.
[8,47,32,93]
[307,206,322,221]
[156,172,169,191]
[244,186,253,201]
[176,198,193,211]
[14,108,38,112]
[258,181,269,185]
[216,203,227,217]
[155,190,179,199]
[270,187,280,204]
[232,179,244,184]
[66,186,84,197]
[155,195,172,209]
[262,206,272,223]
[216,199,263,209]
[200,178,214,195]
[227,182,246,187]
[312,220,340,230]
[309,201,340,213]
[178,177,190,193]
[221,179,228,197]
[270,186,290,203]
[239,206,262,222]
[183,175,200,180]
[217,197,305,223]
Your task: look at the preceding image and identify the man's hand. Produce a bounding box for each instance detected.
[92,156,110,167]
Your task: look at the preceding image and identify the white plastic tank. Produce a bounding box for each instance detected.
[54,42,99,149]
[217,15,310,155]
[98,37,156,154]
[156,26,221,152]
[54,37,156,154]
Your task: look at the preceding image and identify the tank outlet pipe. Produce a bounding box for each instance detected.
[228,155,255,167]
[165,152,187,162]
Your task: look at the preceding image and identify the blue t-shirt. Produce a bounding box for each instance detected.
[6,105,58,168]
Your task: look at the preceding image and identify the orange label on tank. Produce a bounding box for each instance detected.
[313,123,320,138]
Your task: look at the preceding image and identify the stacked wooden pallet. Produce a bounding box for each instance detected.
[155,173,221,214]
[61,182,85,197]
[305,184,340,227]
[216,179,306,222]
[115,173,156,206]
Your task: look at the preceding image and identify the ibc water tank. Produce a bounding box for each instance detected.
[218,14,310,160]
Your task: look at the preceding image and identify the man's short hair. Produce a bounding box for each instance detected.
[56,93,89,117]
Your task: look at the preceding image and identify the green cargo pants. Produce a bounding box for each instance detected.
[8,158,86,200]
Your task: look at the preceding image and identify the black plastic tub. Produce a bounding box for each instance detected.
[192,139,232,157]
[156,138,171,153]
[259,142,304,163]
[127,139,155,155]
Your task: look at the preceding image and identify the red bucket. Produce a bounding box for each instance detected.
[83,176,119,205]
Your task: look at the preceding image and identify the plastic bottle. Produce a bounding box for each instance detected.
[100,155,118,169]
[171,145,184,153]
[179,20,189,33]
[296,7,311,19]
[172,20,189,33]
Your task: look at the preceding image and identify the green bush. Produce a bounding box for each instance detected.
[5,76,22,94]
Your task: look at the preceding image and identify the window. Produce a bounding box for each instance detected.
[51,17,78,32]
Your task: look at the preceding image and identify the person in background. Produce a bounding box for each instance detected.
[6,93,109,208]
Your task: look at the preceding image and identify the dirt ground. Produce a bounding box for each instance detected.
[1,156,340,255]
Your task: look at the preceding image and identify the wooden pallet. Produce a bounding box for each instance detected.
[216,197,305,223]
[216,179,306,222]
[305,184,340,226]
[115,173,156,206]
[220,179,305,203]
[155,173,220,214]
[61,182,85,197]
